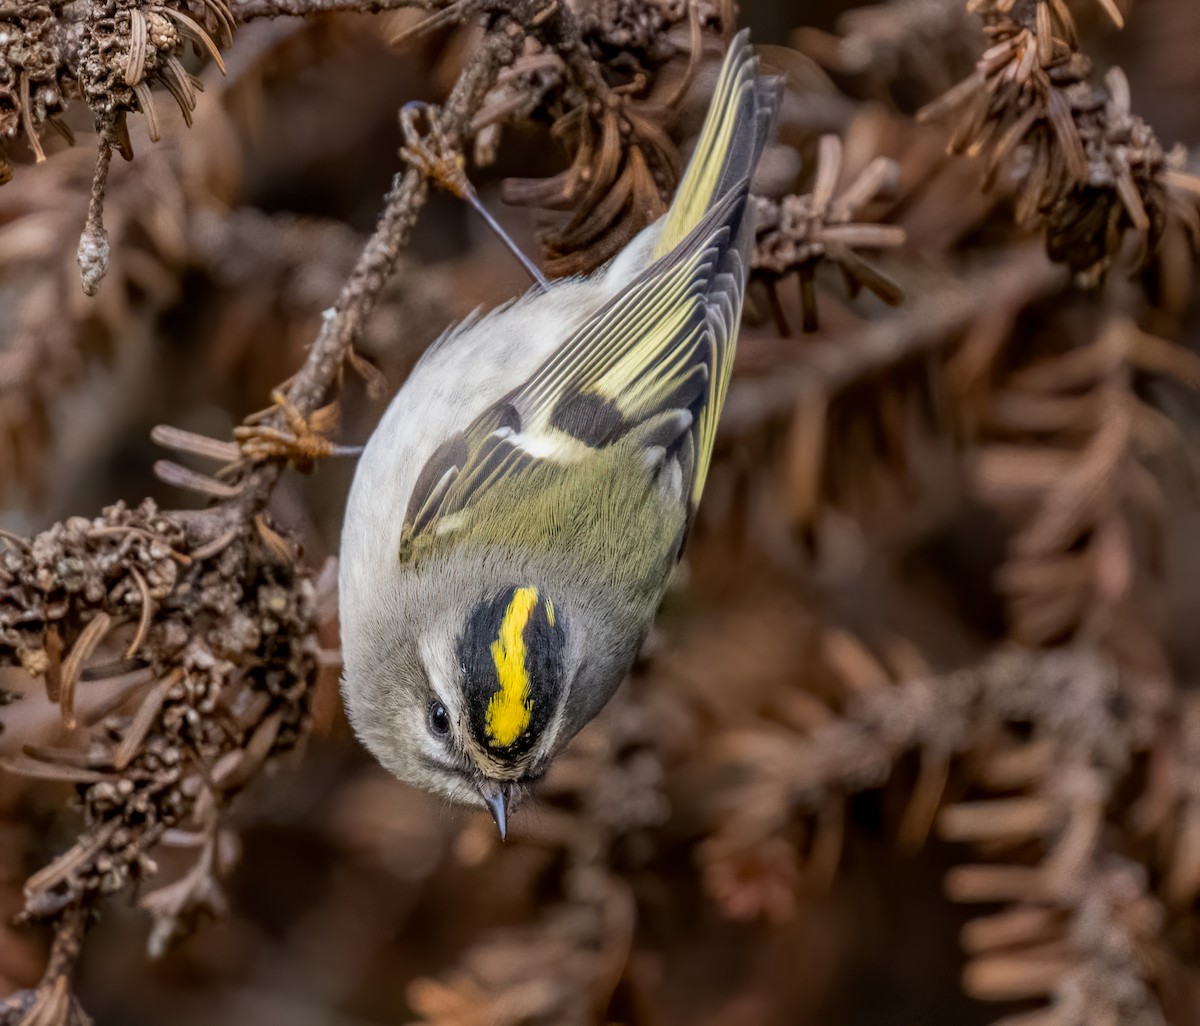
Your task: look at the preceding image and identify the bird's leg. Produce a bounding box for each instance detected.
[399,101,549,291]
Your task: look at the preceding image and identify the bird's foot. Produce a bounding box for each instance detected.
[235,391,359,470]
[399,101,473,200]
[399,101,549,289]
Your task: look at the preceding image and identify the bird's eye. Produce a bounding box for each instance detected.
[428,701,451,737]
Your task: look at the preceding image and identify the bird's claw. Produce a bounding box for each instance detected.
[399,101,471,200]
[235,390,354,469]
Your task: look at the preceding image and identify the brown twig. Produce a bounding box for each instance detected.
[229,0,417,17]
[0,900,89,1026]
[221,7,530,509]
[918,0,1200,282]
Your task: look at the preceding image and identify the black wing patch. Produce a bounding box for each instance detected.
[548,388,628,447]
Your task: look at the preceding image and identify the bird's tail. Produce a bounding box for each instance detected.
[651,29,781,262]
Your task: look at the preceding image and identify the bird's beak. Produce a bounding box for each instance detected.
[477,779,511,841]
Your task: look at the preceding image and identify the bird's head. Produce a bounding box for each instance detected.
[342,579,573,838]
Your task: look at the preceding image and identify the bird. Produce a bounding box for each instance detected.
[339,29,780,839]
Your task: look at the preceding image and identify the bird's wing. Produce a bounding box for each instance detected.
[397,29,780,560]
[398,188,747,559]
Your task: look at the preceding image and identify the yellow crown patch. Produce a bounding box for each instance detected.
[485,587,539,747]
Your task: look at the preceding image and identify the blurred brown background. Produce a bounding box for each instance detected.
[3,0,1200,1024]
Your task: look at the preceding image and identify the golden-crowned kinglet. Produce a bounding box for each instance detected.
[339,31,779,837]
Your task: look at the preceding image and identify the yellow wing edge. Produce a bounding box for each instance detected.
[652,30,761,260]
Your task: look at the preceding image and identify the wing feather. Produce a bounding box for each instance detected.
[397,34,780,558]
